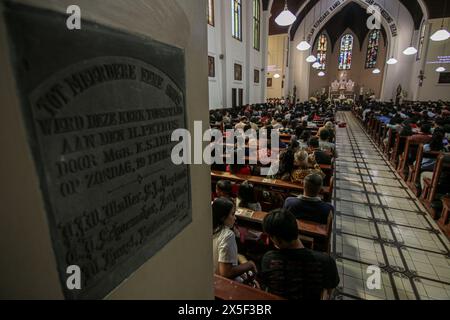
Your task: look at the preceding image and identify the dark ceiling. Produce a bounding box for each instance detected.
[266,0,450,38]
[312,2,387,51]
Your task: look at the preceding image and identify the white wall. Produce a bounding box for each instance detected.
[208,0,267,109]
[416,18,450,101]
[288,0,419,102]
[267,34,288,99]
[0,0,213,299]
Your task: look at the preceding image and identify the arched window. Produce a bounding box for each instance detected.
[232,0,242,41]
[316,34,327,70]
[253,0,261,50]
[365,30,380,69]
[338,34,353,70]
[207,0,214,26]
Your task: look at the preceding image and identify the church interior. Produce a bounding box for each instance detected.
[1,0,450,301]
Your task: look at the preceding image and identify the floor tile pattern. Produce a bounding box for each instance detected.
[332,112,450,300]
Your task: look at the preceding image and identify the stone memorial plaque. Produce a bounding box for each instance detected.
[4,3,191,299]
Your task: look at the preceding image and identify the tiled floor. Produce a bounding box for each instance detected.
[332,112,450,300]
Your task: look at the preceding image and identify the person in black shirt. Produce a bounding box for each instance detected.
[283,173,333,224]
[261,209,340,300]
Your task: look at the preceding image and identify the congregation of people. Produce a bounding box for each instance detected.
[210,99,340,300]
[210,97,450,300]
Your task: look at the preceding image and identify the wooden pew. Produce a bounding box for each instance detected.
[438,196,450,238]
[420,153,450,218]
[383,128,394,155]
[397,135,432,180]
[235,209,332,253]
[211,171,332,200]
[406,145,441,196]
[389,134,407,169]
[214,275,284,300]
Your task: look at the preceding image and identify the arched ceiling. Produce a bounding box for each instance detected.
[266,0,450,38]
[312,2,387,51]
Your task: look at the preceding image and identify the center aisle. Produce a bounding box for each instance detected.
[331,111,450,300]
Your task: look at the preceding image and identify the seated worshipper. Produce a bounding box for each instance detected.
[235,116,248,131]
[237,181,262,211]
[266,146,296,181]
[319,129,338,158]
[212,198,257,281]
[317,121,335,141]
[260,209,340,300]
[272,118,283,130]
[291,151,325,184]
[226,158,252,176]
[284,173,333,225]
[215,180,235,204]
[419,128,446,191]
[308,137,332,165]
[298,130,311,149]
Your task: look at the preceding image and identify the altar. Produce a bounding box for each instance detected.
[329,77,356,101]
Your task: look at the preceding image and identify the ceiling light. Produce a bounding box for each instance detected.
[386,57,398,65]
[436,66,446,73]
[312,62,321,69]
[306,55,317,63]
[403,46,418,55]
[430,28,450,42]
[275,1,296,26]
[296,41,311,51]
[274,73,281,79]
[372,68,381,74]
[318,71,325,77]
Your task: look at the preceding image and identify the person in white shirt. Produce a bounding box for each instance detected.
[212,198,257,280]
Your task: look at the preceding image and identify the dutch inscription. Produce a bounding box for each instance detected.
[6,4,190,299]
[30,57,190,299]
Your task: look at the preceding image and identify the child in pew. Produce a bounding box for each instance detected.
[237,181,262,212]
[260,209,340,300]
[212,198,258,282]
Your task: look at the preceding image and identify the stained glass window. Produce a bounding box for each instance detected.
[365,30,380,69]
[208,0,214,26]
[232,0,242,41]
[253,0,261,50]
[316,34,327,70]
[338,34,353,70]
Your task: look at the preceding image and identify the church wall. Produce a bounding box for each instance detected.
[289,0,416,102]
[208,0,266,109]
[0,0,213,299]
[267,34,288,99]
[416,17,450,101]
[308,29,387,99]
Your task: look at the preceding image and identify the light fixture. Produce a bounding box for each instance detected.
[296,41,311,51]
[431,28,450,42]
[275,0,296,26]
[436,66,446,73]
[372,68,381,74]
[274,73,281,79]
[431,2,450,42]
[312,62,321,69]
[318,71,325,77]
[386,57,398,65]
[296,8,311,51]
[403,46,418,55]
[306,55,317,63]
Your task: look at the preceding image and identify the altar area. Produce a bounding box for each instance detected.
[329,78,357,101]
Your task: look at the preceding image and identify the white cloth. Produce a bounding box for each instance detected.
[213,227,238,274]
